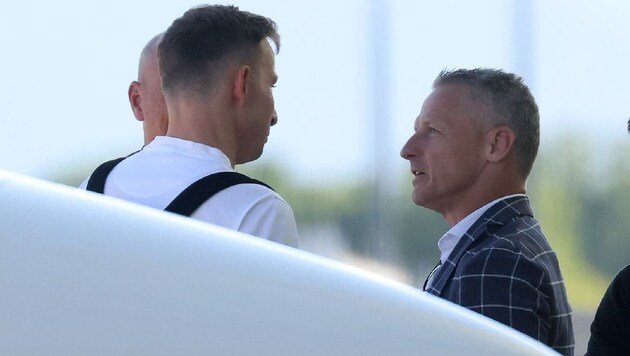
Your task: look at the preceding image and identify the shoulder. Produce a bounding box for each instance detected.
[605,265,630,305]
[457,245,546,288]
[474,212,553,262]
[615,264,630,283]
[459,215,561,285]
[205,182,298,247]
[222,181,289,205]
[194,179,294,220]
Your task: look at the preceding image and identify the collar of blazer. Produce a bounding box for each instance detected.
[425,195,534,296]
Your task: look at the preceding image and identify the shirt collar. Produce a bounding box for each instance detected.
[148,136,233,168]
[437,193,526,263]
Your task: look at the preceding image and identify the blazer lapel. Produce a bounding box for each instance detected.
[425,196,533,296]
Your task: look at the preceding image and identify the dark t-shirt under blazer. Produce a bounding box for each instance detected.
[425,196,574,355]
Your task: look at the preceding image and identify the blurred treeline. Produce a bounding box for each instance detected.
[56,135,629,310]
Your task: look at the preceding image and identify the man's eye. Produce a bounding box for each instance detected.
[428,127,439,134]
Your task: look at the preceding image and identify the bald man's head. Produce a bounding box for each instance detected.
[128,33,168,145]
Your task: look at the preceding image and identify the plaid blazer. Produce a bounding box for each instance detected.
[425,196,575,355]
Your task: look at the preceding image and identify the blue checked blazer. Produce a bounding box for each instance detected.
[425,196,574,355]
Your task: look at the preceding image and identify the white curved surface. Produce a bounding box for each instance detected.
[0,170,558,355]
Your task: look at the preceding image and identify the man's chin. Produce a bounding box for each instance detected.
[412,194,432,208]
[236,150,264,166]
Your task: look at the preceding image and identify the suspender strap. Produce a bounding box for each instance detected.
[164,171,273,217]
[85,157,127,193]
[85,151,140,193]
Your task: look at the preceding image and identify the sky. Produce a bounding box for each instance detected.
[2,0,630,186]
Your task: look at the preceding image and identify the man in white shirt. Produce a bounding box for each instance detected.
[400,68,572,354]
[81,5,298,248]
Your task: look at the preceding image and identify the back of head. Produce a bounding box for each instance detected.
[138,33,163,80]
[130,33,168,145]
[433,68,540,178]
[159,5,280,97]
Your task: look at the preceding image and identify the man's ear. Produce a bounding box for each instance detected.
[232,65,250,106]
[128,81,144,121]
[485,126,516,163]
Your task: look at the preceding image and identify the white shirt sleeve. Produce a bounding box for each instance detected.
[238,195,300,248]
[191,184,300,248]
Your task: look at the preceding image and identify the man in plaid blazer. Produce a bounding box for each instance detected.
[400,68,574,355]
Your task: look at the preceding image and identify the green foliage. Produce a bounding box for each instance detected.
[579,140,630,277]
[529,136,630,309]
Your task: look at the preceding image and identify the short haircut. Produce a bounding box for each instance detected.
[137,33,163,80]
[434,68,540,178]
[159,5,280,95]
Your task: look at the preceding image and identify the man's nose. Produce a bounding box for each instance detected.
[400,137,415,160]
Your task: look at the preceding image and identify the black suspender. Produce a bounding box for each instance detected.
[86,150,140,193]
[85,155,272,217]
[85,157,128,193]
[164,172,272,217]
